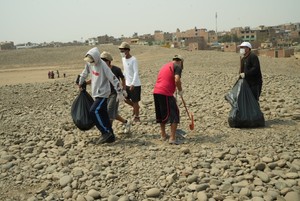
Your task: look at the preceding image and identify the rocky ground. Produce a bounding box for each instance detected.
[0,47,300,201]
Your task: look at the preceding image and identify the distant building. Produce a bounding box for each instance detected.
[15,42,39,49]
[97,35,115,44]
[223,42,238,52]
[0,41,15,50]
[87,38,98,46]
[154,30,172,43]
[259,48,294,58]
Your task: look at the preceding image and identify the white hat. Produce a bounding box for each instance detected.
[118,42,130,49]
[100,51,113,61]
[239,42,252,49]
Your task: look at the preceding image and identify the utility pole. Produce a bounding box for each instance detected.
[215,12,218,42]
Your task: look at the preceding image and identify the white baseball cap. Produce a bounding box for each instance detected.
[239,42,252,49]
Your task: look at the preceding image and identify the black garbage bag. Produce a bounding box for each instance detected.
[225,79,265,128]
[71,89,95,131]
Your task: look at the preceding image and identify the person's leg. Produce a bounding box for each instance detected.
[124,99,134,107]
[107,93,117,126]
[168,96,180,144]
[124,86,133,106]
[131,86,141,121]
[116,115,126,123]
[132,102,140,121]
[154,94,169,140]
[90,98,108,134]
[90,97,114,143]
[169,123,178,142]
[116,114,131,134]
[160,123,167,140]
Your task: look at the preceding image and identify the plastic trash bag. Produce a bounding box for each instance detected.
[225,79,265,128]
[71,89,95,131]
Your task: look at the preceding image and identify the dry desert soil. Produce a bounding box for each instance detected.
[0,45,300,201]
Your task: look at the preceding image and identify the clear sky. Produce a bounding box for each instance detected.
[1,0,299,44]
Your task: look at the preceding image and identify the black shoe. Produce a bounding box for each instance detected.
[106,134,116,143]
[96,132,113,144]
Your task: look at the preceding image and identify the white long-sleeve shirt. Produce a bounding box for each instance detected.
[122,56,141,86]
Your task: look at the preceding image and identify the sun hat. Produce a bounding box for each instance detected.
[239,42,252,49]
[83,55,94,63]
[118,42,130,49]
[173,54,184,61]
[100,51,113,61]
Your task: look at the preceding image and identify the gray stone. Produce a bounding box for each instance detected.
[284,191,300,201]
[59,175,73,187]
[145,188,160,197]
[87,189,101,199]
[256,171,270,183]
[196,191,207,201]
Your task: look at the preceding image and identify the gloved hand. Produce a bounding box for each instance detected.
[122,90,128,98]
[178,90,184,97]
[240,73,245,79]
[116,92,125,102]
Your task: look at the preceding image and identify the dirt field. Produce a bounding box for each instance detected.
[0,45,300,200]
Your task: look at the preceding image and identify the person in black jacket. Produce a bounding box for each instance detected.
[238,42,263,101]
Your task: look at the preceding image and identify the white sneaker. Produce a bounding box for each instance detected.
[123,120,131,134]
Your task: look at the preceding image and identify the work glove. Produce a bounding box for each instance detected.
[178,90,184,97]
[122,90,128,98]
[239,73,245,79]
[116,92,125,102]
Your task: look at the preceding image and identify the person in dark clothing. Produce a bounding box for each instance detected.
[239,42,263,101]
[100,51,131,134]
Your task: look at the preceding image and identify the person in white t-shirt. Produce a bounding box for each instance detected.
[118,42,142,122]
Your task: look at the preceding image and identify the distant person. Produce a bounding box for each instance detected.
[77,47,124,144]
[51,71,54,79]
[118,42,142,122]
[100,51,131,133]
[238,42,263,101]
[57,70,60,78]
[63,73,66,78]
[153,55,184,145]
[48,71,51,79]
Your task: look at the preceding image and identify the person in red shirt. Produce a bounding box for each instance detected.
[153,55,184,144]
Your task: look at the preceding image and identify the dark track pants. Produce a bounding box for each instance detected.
[89,97,112,135]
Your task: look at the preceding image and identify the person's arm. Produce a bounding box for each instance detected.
[121,77,126,90]
[116,67,126,90]
[175,75,182,92]
[104,64,122,94]
[130,59,139,89]
[79,64,90,86]
[174,64,183,93]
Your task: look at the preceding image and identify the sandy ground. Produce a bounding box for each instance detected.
[0,45,300,200]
